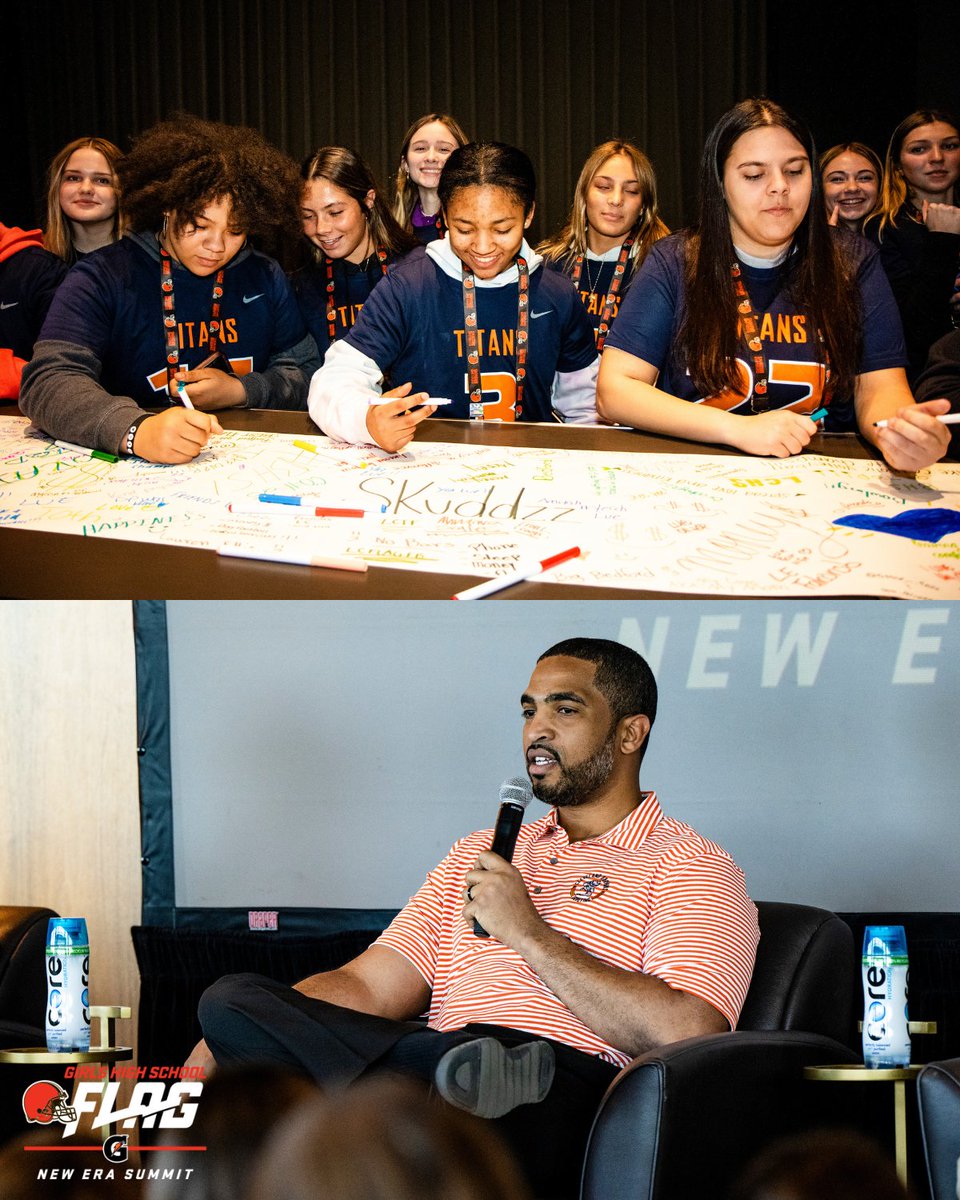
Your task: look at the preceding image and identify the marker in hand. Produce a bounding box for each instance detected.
[176,378,195,409]
[873,413,960,429]
[408,397,453,411]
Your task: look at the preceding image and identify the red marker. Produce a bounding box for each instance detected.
[227,502,376,518]
[451,547,581,600]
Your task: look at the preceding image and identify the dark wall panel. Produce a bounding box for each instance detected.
[6,0,765,240]
[765,0,960,164]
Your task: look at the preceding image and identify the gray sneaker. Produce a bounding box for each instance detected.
[434,1037,555,1119]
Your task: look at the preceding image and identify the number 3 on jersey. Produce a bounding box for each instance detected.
[464,371,517,421]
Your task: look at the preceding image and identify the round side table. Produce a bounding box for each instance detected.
[803,1063,921,1186]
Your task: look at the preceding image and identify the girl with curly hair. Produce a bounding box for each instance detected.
[294,146,417,364]
[21,114,319,464]
[538,140,669,349]
[309,142,598,452]
[597,98,949,472]
[393,113,470,244]
[867,109,960,381]
[44,136,125,263]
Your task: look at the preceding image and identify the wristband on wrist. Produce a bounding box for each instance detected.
[123,414,152,457]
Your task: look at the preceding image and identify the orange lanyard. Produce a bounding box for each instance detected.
[731,260,831,411]
[326,248,388,343]
[462,256,529,420]
[731,261,771,411]
[571,232,635,350]
[161,247,224,397]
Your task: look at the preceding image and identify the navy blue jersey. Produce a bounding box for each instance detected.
[411,209,444,244]
[38,235,309,406]
[0,244,67,360]
[292,253,399,364]
[606,232,906,414]
[344,246,597,421]
[551,251,638,343]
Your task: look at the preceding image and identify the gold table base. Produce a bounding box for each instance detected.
[803,1063,922,1187]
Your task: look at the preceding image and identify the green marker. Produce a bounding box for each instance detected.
[54,439,119,464]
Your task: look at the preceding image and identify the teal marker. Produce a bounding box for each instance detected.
[809,406,828,423]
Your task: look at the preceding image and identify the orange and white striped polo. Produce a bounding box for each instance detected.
[376,791,759,1068]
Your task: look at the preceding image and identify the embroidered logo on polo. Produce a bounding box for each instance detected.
[570,873,610,903]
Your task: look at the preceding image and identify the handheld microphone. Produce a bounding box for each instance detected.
[473,776,532,937]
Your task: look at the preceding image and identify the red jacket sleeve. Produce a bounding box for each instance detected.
[0,348,26,399]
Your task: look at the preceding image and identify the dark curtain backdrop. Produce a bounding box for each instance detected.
[8,2,956,246]
[6,0,765,241]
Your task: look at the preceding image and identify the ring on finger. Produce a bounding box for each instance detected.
[466,885,474,903]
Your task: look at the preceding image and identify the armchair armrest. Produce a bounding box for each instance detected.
[918,1058,960,1200]
[0,906,58,1043]
[581,1030,860,1200]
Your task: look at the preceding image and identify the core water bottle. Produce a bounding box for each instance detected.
[45,918,91,1053]
[861,924,910,1068]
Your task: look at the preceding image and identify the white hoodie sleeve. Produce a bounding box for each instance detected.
[551,356,600,425]
[307,339,385,445]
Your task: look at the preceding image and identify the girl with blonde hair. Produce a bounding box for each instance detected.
[539,140,668,349]
[868,109,960,380]
[44,136,124,263]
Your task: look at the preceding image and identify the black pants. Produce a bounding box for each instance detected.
[199,973,619,1200]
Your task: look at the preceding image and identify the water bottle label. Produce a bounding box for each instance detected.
[861,925,910,1068]
[45,919,91,1053]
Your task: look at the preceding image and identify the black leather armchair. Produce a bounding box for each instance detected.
[0,905,58,1049]
[918,1057,960,1200]
[580,901,860,1200]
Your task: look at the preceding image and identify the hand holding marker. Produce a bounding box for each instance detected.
[176,377,195,409]
[873,413,960,429]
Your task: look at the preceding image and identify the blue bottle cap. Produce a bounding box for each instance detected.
[46,918,89,948]
[862,924,907,959]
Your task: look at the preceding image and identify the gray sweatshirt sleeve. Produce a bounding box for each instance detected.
[21,330,323,449]
[19,339,149,454]
[238,333,321,410]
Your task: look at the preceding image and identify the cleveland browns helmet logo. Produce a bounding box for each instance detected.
[22,1080,78,1125]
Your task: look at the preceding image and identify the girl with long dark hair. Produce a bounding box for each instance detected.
[598,98,949,470]
[309,142,598,451]
[295,146,417,363]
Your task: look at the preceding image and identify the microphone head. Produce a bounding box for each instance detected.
[500,777,532,809]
